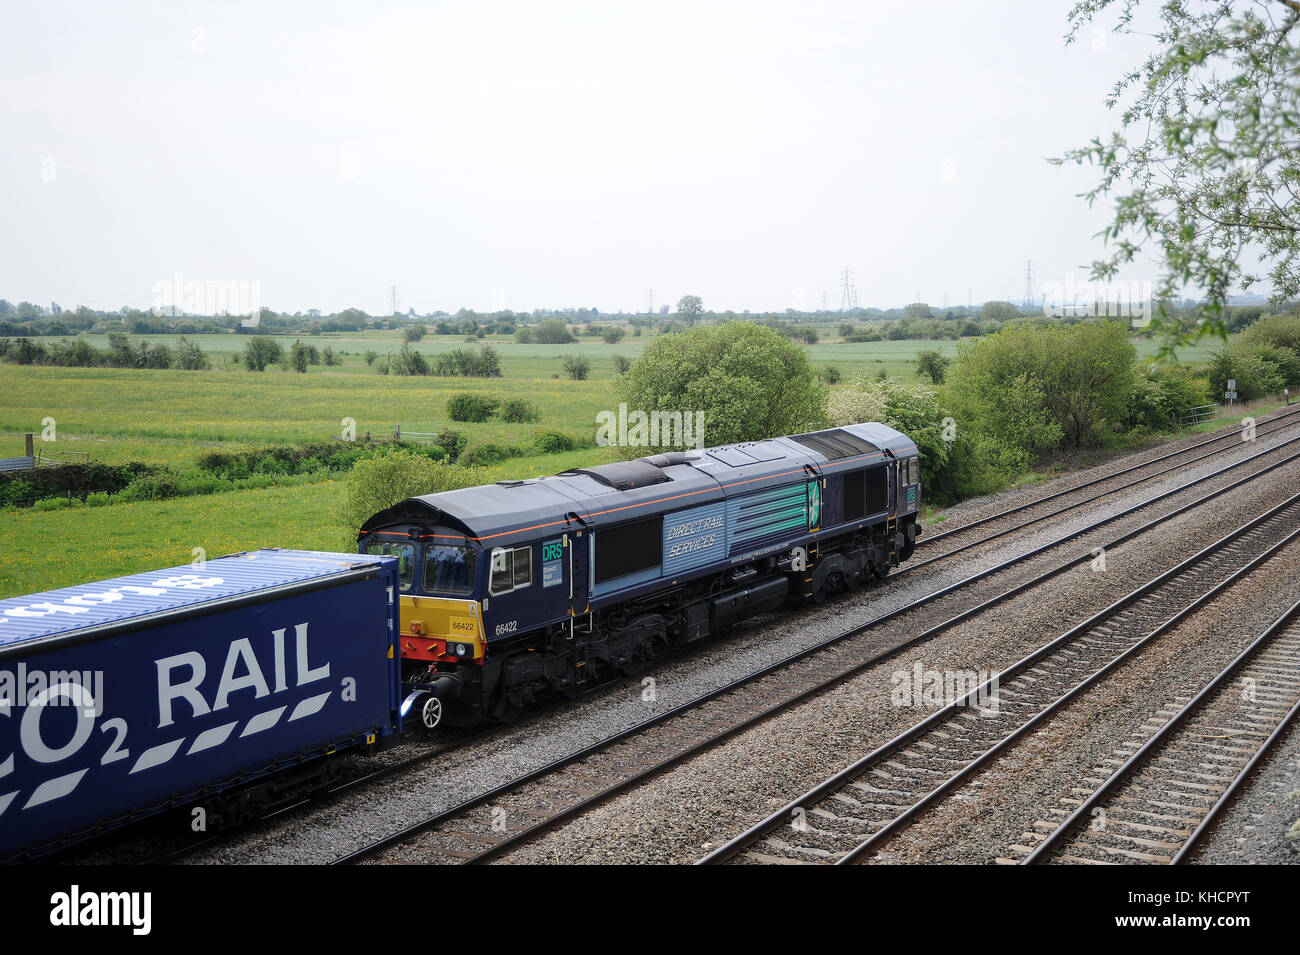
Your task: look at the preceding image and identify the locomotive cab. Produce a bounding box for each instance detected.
[359,526,487,730]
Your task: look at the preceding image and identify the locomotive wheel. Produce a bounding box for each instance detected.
[421,695,443,731]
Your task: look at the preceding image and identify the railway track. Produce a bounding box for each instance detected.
[95,413,1296,864]
[697,492,1300,865]
[1015,596,1300,865]
[906,403,1300,573]
[332,436,1300,865]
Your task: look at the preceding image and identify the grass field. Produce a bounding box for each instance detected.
[0,328,1236,599]
[0,481,347,597]
[0,362,619,465]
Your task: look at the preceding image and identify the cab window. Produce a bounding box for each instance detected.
[490,546,533,595]
[365,541,415,591]
[425,544,475,596]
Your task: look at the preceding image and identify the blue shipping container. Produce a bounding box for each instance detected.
[0,549,400,860]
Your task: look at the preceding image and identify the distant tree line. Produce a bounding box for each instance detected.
[0,333,208,370]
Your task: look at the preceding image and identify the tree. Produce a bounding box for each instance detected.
[242,337,282,371]
[562,354,591,380]
[620,321,825,446]
[902,302,933,320]
[404,324,427,343]
[290,340,311,373]
[979,301,1022,323]
[1057,0,1300,358]
[106,332,135,367]
[533,318,575,344]
[947,321,1135,453]
[391,342,428,375]
[676,295,704,326]
[339,448,483,538]
[173,336,208,370]
[602,326,626,344]
[915,349,951,384]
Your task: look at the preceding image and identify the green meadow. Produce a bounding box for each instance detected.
[0,328,1232,597]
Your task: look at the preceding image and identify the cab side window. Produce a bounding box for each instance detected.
[490,546,533,595]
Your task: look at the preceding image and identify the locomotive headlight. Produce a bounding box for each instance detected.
[454,643,469,657]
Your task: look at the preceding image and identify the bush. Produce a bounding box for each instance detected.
[431,344,501,377]
[1207,346,1287,400]
[946,321,1134,452]
[1124,365,1211,432]
[85,491,112,507]
[447,393,500,422]
[500,397,540,423]
[435,430,467,463]
[254,455,288,475]
[612,355,631,375]
[119,473,183,501]
[533,429,580,453]
[391,342,429,376]
[562,355,591,380]
[339,448,486,535]
[459,442,522,466]
[34,496,74,511]
[242,337,282,371]
[0,480,35,507]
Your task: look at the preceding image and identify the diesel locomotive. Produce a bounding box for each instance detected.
[359,421,923,729]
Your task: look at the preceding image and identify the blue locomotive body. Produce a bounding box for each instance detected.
[360,422,922,727]
[0,549,401,861]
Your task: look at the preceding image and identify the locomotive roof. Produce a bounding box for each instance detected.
[361,422,918,546]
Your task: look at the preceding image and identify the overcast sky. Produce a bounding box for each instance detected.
[0,0,1170,316]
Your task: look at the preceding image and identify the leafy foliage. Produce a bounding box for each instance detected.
[339,448,484,537]
[242,336,282,371]
[562,354,591,380]
[446,393,500,422]
[621,321,825,446]
[947,321,1136,451]
[500,397,541,423]
[914,349,951,384]
[1057,0,1300,357]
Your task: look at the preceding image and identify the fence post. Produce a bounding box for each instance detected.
[394,425,401,441]
[24,433,33,457]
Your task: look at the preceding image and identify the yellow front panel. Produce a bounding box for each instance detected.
[400,595,484,657]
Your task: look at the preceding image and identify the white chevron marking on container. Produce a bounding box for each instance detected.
[187,721,239,755]
[0,791,17,817]
[23,769,89,808]
[130,739,184,774]
[240,706,287,737]
[289,692,332,722]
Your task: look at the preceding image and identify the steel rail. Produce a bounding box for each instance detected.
[903,411,1300,575]
[335,440,1300,865]
[919,402,1300,548]
[699,492,1300,865]
[1023,595,1300,865]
